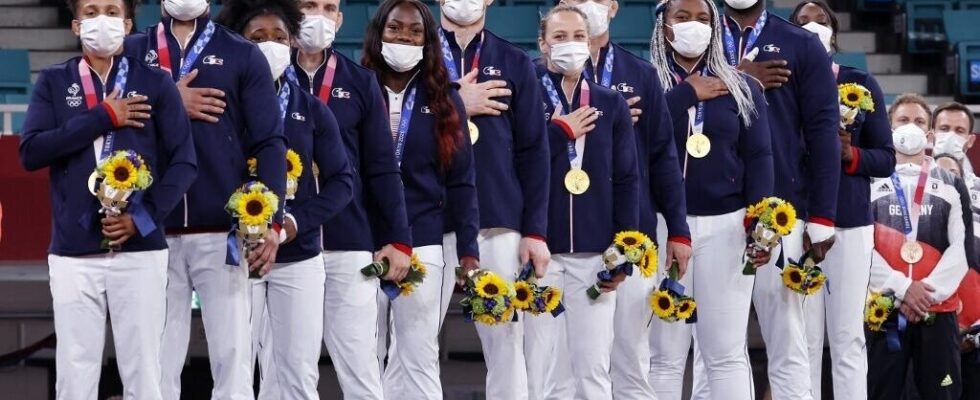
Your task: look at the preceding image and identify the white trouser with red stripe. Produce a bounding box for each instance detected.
[379,245,445,400]
[648,210,755,400]
[804,225,873,400]
[442,228,529,400]
[161,233,253,400]
[49,250,168,400]
[249,255,326,399]
[525,252,615,400]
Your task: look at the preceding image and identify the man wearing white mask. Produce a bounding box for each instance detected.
[553,2,693,397]
[932,102,977,177]
[867,122,968,399]
[123,0,288,397]
[529,5,639,399]
[20,0,197,397]
[434,1,551,399]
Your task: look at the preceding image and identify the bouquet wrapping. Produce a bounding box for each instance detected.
[362,253,427,299]
[587,231,658,300]
[457,268,517,326]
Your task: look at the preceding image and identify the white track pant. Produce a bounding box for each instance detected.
[161,233,253,400]
[525,253,615,400]
[804,226,872,400]
[751,219,812,400]
[49,250,168,400]
[443,228,529,400]
[611,248,658,399]
[380,245,445,400]
[250,255,326,399]
[648,210,755,400]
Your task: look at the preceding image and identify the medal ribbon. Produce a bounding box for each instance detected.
[721,10,768,67]
[542,74,590,168]
[598,45,614,88]
[79,57,130,160]
[439,29,484,82]
[277,82,290,122]
[284,51,335,103]
[392,86,418,165]
[889,160,931,247]
[673,68,707,177]
[156,20,216,79]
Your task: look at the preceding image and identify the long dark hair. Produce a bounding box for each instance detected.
[216,0,303,38]
[362,0,461,170]
[789,0,839,52]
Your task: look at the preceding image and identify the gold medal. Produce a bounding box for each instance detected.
[87,171,99,196]
[468,120,479,144]
[900,241,923,264]
[687,133,711,158]
[564,168,590,195]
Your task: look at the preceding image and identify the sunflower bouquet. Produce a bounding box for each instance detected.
[864,291,897,332]
[225,181,279,274]
[457,268,517,326]
[513,263,565,318]
[91,150,154,249]
[742,197,798,275]
[362,253,427,299]
[838,83,875,129]
[587,231,658,300]
[246,149,303,200]
[781,251,826,296]
[649,260,697,323]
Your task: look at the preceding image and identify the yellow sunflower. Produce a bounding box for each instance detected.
[286,149,303,180]
[614,231,650,252]
[475,313,497,326]
[410,254,427,275]
[782,266,804,291]
[770,202,797,236]
[101,157,139,190]
[650,290,675,319]
[867,302,889,325]
[839,83,865,109]
[236,190,275,226]
[513,281,533,310]
[399,283,415,297]
[500,306,515,323]
[543,287,563,312]
[475,272,507,299]
[639,247,658,278]
[805,273,826,295]
[676,298,697,320]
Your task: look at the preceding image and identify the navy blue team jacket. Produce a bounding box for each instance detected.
[372,74,480,259]
[722,13,840,223]
[20,55,197,256]
[124,15,287,230]
[835,65,896,228]
[290,48,412,251]
[275,80,353,263]
[584,42,690,241]
[664,59,774,215]
[538,68,640,254]
[439,29,550,238]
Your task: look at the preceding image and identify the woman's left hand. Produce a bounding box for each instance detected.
[839,129,853,163]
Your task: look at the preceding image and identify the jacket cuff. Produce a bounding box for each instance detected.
[667,235,692,246]
[808,216,835,228]
[523,234,546,242]
[551,119,575,140]
[844,147,860,175]
[100,102,120,128]
[392,242,412,256]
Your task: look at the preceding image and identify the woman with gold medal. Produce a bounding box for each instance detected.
[523,6,639,398]
[644,1,773,399]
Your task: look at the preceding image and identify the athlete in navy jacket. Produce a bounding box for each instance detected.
[20,0,196,396]
[280,0,414,397]
[363,1,480,398]
[789,3,896,399]
[124,0,288,397]
[720,1,840,398]
[435,2,551,396]
[524,7,639,400]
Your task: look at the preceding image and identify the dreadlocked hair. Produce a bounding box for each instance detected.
[650,0,757,126]
[216,0,303,38]
[362,0,461,171]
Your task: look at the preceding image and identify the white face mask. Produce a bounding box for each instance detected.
[297,15,336,52]
[575,1,610,38]
[669,21,712,58]
[442,0,485,26]
[724,0,758,10]
[164,0,208,21]
[79,16,126,58]
[802,22,833,53]
[381,42,424,73]
[892,124,929,156]
[934,131,969,159]
[549,41,590,75]
[257,41,291,80]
